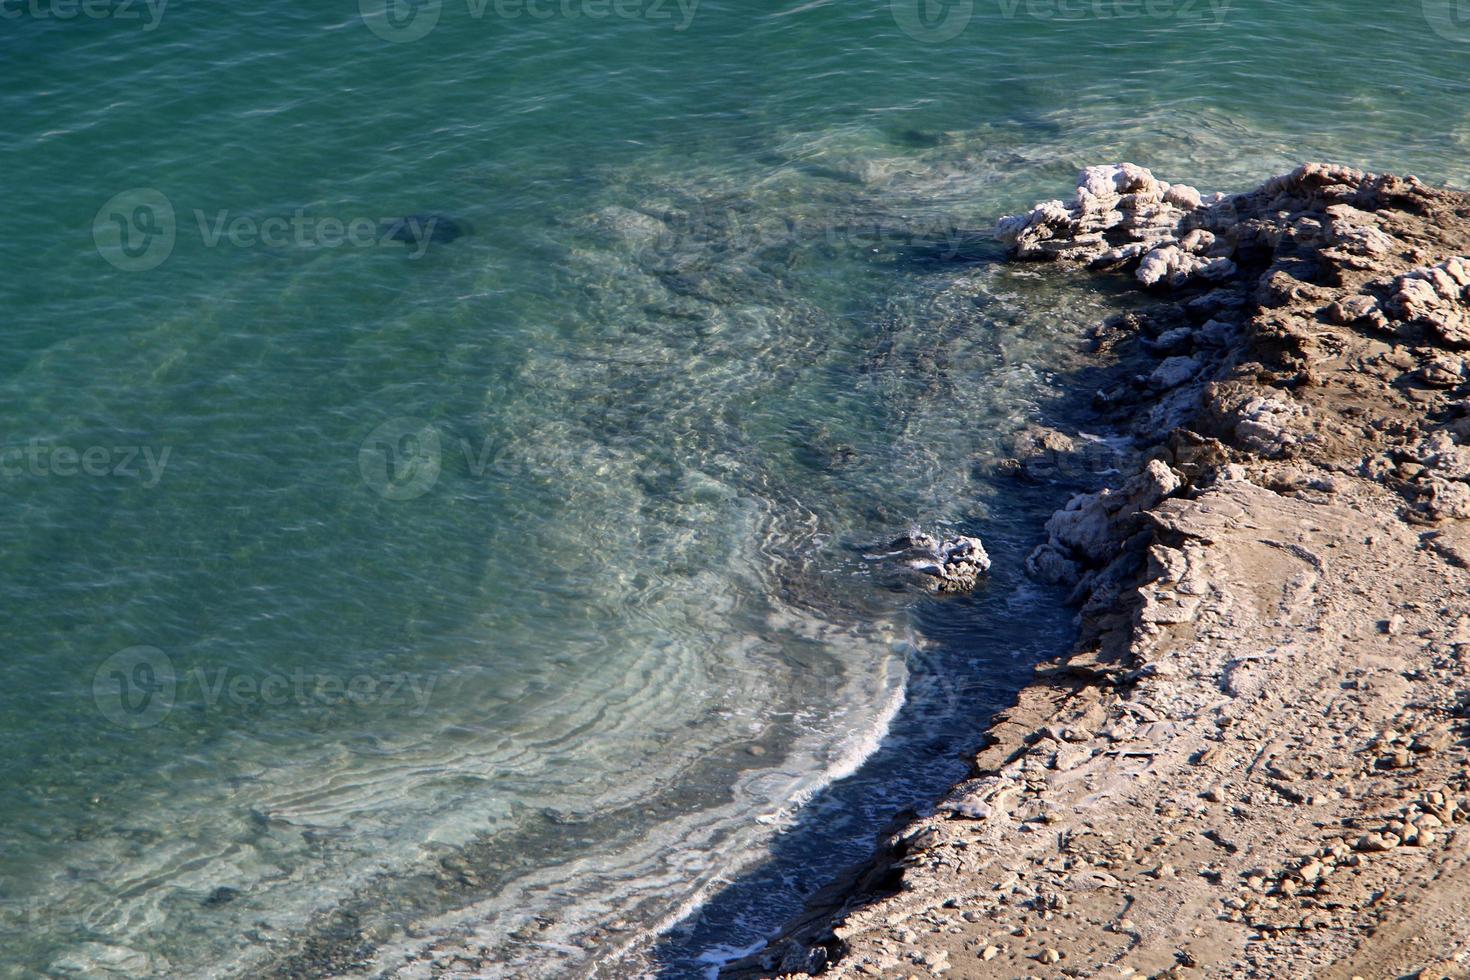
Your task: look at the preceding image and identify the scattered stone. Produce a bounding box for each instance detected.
[1411,730,1452,754]
[1380,748,1414,770]
[1147,326,1196,355]
[1150,355,1202,390]
[1355,832,1399,852]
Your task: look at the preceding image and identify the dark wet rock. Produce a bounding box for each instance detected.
[1001,425,1078,482]
[1012,424,1076,458]
[1025,543,1081,585]
[382,213,470,247]
[1186,287,1247,321]
[1196,317,1238,347]
[203,886,240,908]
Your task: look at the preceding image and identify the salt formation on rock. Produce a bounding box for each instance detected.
[995,163,1235,287]
[866,532,991,594]
[1025,459,1179,587]
[1392,256,1470,347]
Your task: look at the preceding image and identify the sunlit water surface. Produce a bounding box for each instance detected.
[2,0,1468,976]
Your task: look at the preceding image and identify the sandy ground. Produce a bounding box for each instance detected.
[724,164,1470,980]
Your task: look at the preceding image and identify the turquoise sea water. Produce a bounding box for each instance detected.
[3,1,1470,976]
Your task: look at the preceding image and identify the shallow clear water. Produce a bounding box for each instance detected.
[3,1,1469,976]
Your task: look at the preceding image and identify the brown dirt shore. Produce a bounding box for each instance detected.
[723,163,1470,979]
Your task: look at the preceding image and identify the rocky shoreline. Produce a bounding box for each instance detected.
[723,163,1470,979]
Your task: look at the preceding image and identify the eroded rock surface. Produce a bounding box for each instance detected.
[1392,256,1470,347]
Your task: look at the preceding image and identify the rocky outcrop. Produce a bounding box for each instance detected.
[1025,458,1179,587]
[865,532,991,594]
[724,164,1470,979]
[995,163,1235,287]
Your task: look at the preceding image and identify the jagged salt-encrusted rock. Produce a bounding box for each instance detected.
[1417,430,1470,520]
[996,163,1234,289]
[1420,353,1468,388]
[1026,460,1181,585]
[866,532,991,594]
[1322,203,1400,260]
[1428,479,1470,521]
[1391,256,1470,347]
[1135,244,1236,289]
[1254,161,1397,206]
[1231,395,1307,458]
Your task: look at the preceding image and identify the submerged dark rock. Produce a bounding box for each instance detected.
[203,886,239,908]
[382,213,470,248]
